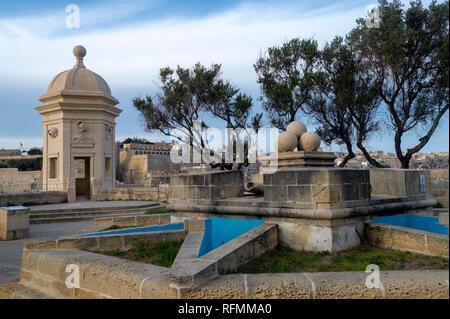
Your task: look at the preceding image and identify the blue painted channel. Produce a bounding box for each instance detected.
[77,223,184,237]
[372,214,448,236]
[197,217,265,258]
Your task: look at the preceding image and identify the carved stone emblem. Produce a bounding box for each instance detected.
[72,120,93,143]
[105,123,113,140]
[48,128,58,138]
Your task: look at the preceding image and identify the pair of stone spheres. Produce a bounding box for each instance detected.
[276,121,321,152]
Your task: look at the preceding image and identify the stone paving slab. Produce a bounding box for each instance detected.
[0,220,93,284]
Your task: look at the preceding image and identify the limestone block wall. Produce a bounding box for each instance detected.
[119,153,148,184]
[263,168,370,203]
[94,213,171,227]
[0,168,42,192]
[0,191,67,206]
[365,222,448,257]
[429,169,449,207]
[370,168,432,197]
[169,171,244,202]
[96,185,169,203]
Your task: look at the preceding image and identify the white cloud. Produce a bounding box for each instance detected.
[1,0,446,152]
[0,1,369,90]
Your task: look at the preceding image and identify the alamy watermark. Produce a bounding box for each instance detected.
[65,4,80,29]
[365,4,380,28]
[365,264,385,296]
[168,121,280,173]
[65,264,80,289]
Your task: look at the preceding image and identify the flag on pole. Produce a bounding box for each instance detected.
[20,142,23,147]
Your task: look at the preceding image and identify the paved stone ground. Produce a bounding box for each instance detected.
[0,220,93,284]
[28,201,158,212]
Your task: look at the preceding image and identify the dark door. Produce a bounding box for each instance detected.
[75,157,90,199]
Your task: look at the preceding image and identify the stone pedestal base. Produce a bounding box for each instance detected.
[261,151,336,171]
[0,206,30,240]
[263,168,370,203]
[169,170,244,203]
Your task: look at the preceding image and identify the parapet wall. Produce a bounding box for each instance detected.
[365,222,448,257]
[0,191,67,206]
[169,170,244,202]
[96,185,169,203]
[369,168,432,197]
[0,168,41,191]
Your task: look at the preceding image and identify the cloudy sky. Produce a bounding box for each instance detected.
[0,0,448,153]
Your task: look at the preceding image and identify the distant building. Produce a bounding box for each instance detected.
[119,142,182,185]
[0,149,22,157]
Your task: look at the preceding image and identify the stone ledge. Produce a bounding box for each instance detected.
[168,197,436,221]
[181,270,449,299]
[365,222,449,257]
[18,249,175,299]
[22,229,188,252]
[94,213,171,227]
[169,224,277,290]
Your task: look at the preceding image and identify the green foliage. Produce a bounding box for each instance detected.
[348,0,449,168]
[120,137,151,148]
[133,62,260,169]
[235,244,448,273]
[254,38,321,129]
[307,36,383,167]
[106,249,125,257]
[27,148,42,155]
[130,239,183,267]
[6,158,42,171]
[101,225,143,231]
[145,207,170,214]
[433,201,445,208]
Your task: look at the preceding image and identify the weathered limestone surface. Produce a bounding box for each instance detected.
[261,151,336,169]
[95,185,169,203]
[182,270,449,299]
[0,191,67,207]
[36,45,122,199]
[439,213,449,226]
[365,222,449,257]
[5,247,447,299]
[0,206,30,240]
[264,168,370,203]
[94,213,171,227]
[169,224,278,291]
[169,170,244,203]
[18,249,175,299]
[370,168,433,198]
[22,229,187,252]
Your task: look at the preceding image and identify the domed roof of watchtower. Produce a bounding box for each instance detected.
[39,45,118,104]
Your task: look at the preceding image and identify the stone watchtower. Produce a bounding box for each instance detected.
[35,45,122,202]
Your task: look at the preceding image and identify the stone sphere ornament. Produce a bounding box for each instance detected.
[276,131,298,153]
[300,132,321,151]
[73,45,87,58]
[286,121,307,138]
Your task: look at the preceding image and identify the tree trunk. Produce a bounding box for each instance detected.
[356,140,385,168]
[338,139,355,167]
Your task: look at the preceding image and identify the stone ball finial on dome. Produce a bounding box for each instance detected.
[73,45,87,68]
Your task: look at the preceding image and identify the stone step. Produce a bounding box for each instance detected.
[29,202,160,215]
[0,279,55,299]
[29,205,161,219]
[30,206,166,224]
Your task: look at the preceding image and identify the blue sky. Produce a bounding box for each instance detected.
[0,0,448,153]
